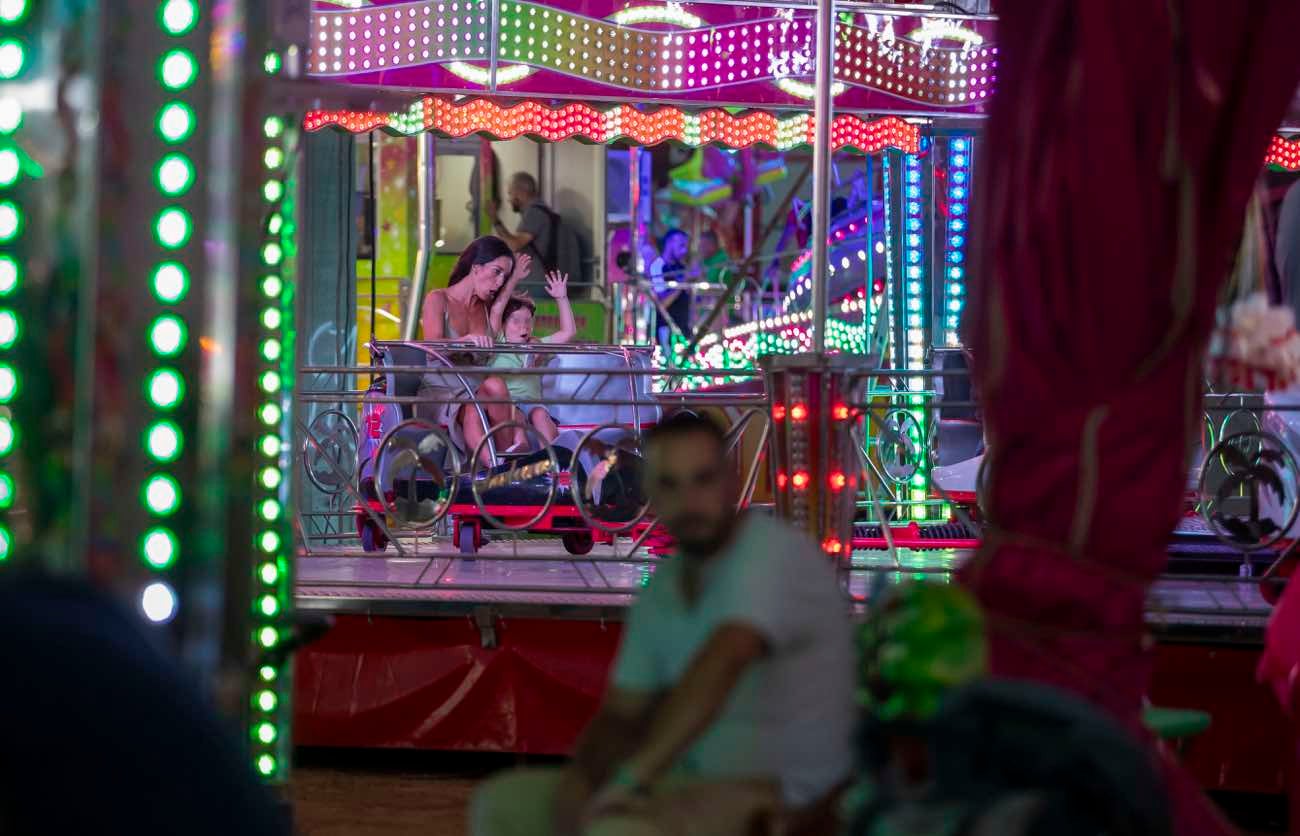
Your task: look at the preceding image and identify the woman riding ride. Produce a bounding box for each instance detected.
[420,235,532,467]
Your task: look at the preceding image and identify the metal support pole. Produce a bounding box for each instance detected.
[809,0,836,355]
[401,132,435,340]
[628,148,641,343]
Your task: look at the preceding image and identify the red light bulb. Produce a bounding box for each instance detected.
[791,471,810,489]
[832,404,850,421]
[776,470,788,489]
[822,537,843,555]
[772,403,787,421]
[829,471,847,491]
[790,403,808,422]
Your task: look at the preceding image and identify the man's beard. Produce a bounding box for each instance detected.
[671,514,735,558]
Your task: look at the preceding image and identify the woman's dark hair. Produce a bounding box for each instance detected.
[447,236,514,287]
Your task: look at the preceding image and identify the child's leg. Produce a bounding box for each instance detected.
[528,407,559,444]
[510,406,528,449]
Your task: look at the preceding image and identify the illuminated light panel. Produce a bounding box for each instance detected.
[304,97,920,156]
[307,5,996,107]
[1266,134,1300,171]
[446,61,536,86]
[942,136,972,346]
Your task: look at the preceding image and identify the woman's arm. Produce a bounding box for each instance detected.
[421,291,447,339]
[489,252,533,334]
[543,271,577,344]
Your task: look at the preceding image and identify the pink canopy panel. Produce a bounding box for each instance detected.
[963,2,1300,833]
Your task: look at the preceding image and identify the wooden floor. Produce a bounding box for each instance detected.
[290,750,548,836]
[290,749,1287,836]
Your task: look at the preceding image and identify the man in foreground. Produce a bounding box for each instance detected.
[471,411,855,835]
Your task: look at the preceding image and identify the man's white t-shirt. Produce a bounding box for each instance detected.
[611,514,856,807]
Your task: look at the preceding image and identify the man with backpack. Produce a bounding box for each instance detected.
[492,171,581,299]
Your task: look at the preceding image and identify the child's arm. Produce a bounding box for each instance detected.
[489,252,533,335]
[542,270,577,344]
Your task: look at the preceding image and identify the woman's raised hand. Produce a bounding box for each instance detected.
[511,252,533,281]
[545,271,569,299]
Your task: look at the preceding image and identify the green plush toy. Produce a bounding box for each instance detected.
[857,581,988,722]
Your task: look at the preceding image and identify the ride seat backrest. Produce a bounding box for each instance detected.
[379,344,430,420]
[540,349,661,428]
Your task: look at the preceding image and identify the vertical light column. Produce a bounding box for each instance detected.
[138,0,205,621]
[941,136,972,346]
[878,151,897,367]
[901,141,929,521]
[0,0,31,564]
[248,105,296,781]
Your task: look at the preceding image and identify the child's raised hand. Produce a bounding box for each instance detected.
[512,252,532,281]
[545,271,570,299]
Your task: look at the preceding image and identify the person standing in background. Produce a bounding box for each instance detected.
[492,172,562,298]
[650,229,693,354]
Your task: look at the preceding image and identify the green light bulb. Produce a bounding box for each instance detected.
[259,530,280,553]
[262,116,284,139]
[259,499,281,521]
[0,415,14,455]
[260,339,281,362]
[255,689,277,712]
[258,626,278,648]
[159,49,198,90]
[0,254,16,295]
[156,153,195,196]
[151,262,189,304]
[259,561,279,584]
[0,309,19,348]
[143,474,181,516]
[256,755,277,777]
[0,0,30,25]
[255,723,277,744]
[263,51,282,75]
[259,434,281,457]
[261,275,282,298]
[157,102,196,143]
[258,665,277,682]
[146,368,184,409]
[155,207,192,249]
[259,403,281,426]
[148,315,187,357]
[261,242,282,266]
[0,364,17,403]
[262,179,283,202]
[259,595,279,617]
[0,200,21,241]
[262,308,282,330]
[0,40,25,79]
[0,525,10,561]
[259,467,281,489]
[159,0,198,35]
[141,527,178,569]
[145,420,182,462]
[0,147,18,187]
[0,97,20,134]
[259,371,281,393]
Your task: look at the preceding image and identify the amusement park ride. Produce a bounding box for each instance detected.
[2,0,1299,813]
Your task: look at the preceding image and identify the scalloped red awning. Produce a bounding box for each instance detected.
[303,95,920,155]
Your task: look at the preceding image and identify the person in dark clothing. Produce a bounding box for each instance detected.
[650,228,692,353]
[0,573,291,835]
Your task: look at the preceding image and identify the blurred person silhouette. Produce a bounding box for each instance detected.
[0,572,291,835]
[471,411,855,836]
[649,229,693,355]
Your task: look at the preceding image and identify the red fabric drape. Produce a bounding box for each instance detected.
[963,3,1300,834]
